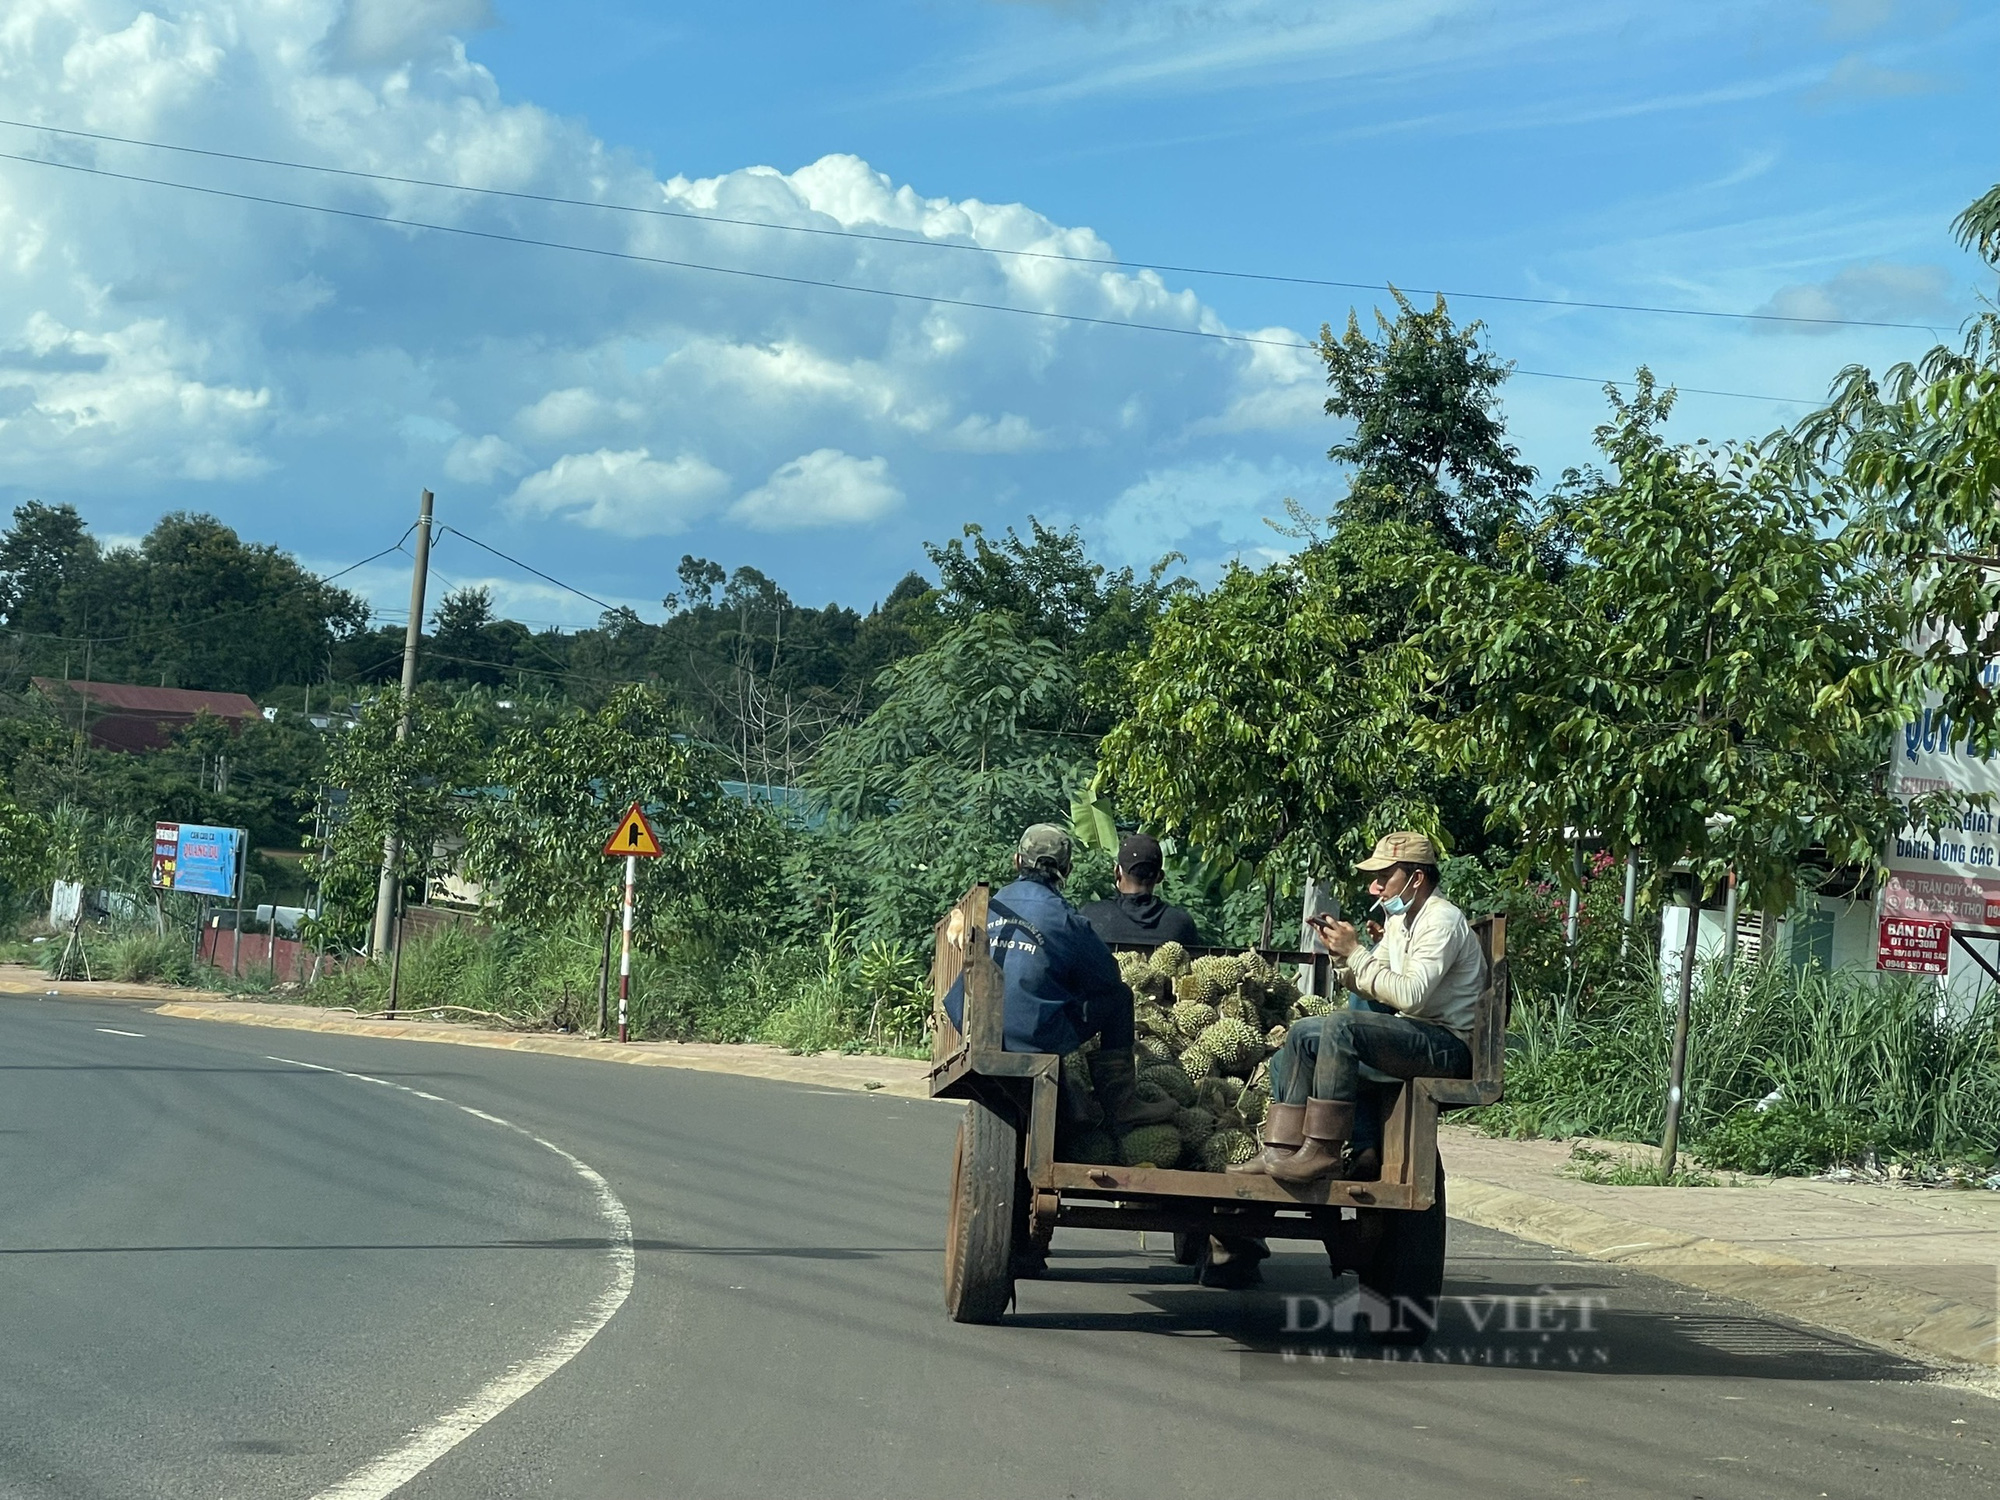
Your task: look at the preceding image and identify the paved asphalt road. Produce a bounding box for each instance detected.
[3,994,1996,1500]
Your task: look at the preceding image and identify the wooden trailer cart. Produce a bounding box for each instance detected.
[928,883,1507,1332]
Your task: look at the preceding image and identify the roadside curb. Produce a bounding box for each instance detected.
[148,1001,937,1100]
[1446,1175,1998,1370]
[96,995,2000,1373]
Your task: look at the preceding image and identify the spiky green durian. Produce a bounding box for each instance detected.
[1172,1106,1218,1148]
[1136,1035,1177,1069]
[1118,1123,1183,1169]
[1150,941,1189,977]
[1141,1064,1197,1106]
[1170,999,1220,1037]
[1200,1129,1258,1172]
[1178,1043,1219,1083]
[1198,1017,1265,1072]
[1066,1129,1120,1165]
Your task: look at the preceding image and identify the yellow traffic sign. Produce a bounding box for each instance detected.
[603,802,663,858]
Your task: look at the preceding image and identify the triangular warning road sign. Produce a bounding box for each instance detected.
[602,802,664,858]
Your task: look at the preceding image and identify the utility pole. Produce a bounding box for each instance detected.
[370,489,434,959]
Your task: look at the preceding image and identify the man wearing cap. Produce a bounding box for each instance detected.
[1233,832,1482,1185]
[1079,833,1202,950]
[945,824,1177,1134]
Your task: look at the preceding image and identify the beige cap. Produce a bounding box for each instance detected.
[1356,831,1441,872]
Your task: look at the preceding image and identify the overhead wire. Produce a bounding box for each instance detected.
[0,147,1823,404]
[0,117,1950,335]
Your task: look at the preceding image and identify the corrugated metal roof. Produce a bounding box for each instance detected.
[30,679,261,718]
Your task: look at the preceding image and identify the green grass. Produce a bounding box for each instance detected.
[1475,958,2000,1176]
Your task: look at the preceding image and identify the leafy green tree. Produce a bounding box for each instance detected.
[312,688,483,948]
[0,501,100,642]
[462,685,781,949]
[1319,291,1536,562]
[1432,373,1906,1169]
[1100,522,1462,909]
[1792,185,2000,742]
[926,519,1189,729]
[807,613,1092,943]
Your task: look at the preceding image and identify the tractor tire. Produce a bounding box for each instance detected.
[943,1099,1019,1323]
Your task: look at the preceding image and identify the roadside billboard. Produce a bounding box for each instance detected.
[153,822,244,899]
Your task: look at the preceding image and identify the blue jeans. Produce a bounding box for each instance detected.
[1268,1012,1471,1153]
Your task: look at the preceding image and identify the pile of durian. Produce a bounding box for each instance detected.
[1063,941,1338,1172]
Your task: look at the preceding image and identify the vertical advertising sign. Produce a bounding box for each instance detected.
[151,822,243,898]
[1880,687,2000,933]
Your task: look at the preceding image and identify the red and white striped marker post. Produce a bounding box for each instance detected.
[601,803,664,1043]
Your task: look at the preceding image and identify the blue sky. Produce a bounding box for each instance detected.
[0,0,1993,629]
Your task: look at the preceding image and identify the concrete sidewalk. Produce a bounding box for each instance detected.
[11,978,1994,1374]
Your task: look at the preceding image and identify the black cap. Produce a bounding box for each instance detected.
[1116,833,1164,877]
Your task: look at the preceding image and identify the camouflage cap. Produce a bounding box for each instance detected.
[1016,822,1073,874]
[1356,831,1441,872]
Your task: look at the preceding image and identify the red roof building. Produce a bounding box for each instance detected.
[31,679,263,753]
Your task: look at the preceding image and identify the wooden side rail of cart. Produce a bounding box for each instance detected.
[927,882,1507,1325]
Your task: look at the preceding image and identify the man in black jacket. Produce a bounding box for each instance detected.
[1079,834,1201,949]
[1082,833,1267,1288]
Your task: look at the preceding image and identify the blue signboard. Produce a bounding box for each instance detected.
[153,822,242,898]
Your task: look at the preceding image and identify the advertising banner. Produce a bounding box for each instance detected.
[152,822,243,898]
[1881,696,2000,932]
[1877,915,1951,975]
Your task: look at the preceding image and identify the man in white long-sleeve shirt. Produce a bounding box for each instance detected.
[1233,832,1482,1185]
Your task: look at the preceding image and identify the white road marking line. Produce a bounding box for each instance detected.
[94,1027,146,1037]
[263,1055,635,1500]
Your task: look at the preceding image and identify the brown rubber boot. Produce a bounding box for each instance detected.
[1089,1048,1178,1128]
[1228,1102,1306,1175]
[1344,1146,1382,1182]
[1267,1098,1355,1185]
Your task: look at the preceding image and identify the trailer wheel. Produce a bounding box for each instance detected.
[944,1099,1019,1323]
[1354,1160,1447,1346]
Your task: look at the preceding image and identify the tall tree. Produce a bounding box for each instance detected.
[0,501,100,641]
[1320,291,1536,562]
[807,613,1090,943]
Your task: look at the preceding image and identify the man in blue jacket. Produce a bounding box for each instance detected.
[950,824,1176,1131]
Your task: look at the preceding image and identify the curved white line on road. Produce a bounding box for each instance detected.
[264,1055,636,1500]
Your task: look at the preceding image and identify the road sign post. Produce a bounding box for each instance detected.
[602,804,664,1043]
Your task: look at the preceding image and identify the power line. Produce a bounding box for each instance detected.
[0,117,1951,335]
[437,526,622,613]
[0,147,1822,404]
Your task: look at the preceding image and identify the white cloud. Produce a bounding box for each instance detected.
[324,0,496,68]
[0,1,1319,607]
[1091,456,1334,574]
[729,450,904,531]
[507,449,730,536]
[1754,261,1954,333]
[444,433,528,485]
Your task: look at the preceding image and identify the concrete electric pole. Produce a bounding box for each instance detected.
[370,488,434,961]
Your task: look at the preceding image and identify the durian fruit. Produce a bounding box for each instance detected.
[1136,1035,1178,1069]
[1239,1082,1271,1127]
[1178,1043,1220,1083]
[1118,1123,1183,1168]
[1141,1064,1197,1107]
[1200,1129,1258,1172]
[1217,995,1260,1028]
[1135,970,1174,1006]
[1172,1106,1218,1148]
[1198,1017,1265,1072]
[1067,1128,1120,1165]
[1173,972,1220,1007]
[1268,974,1302,1005]
[1150,941,1189,977]
[1060,1049,1094,1095]
[1292,993,1335,1019]
[1136,1004,1178,1039]
[1212,954,1251,990]
[1195,1076,1242,1118]
[1170,999,1220,1037]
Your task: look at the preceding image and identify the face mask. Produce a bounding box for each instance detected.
[1373,875,1418,919]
